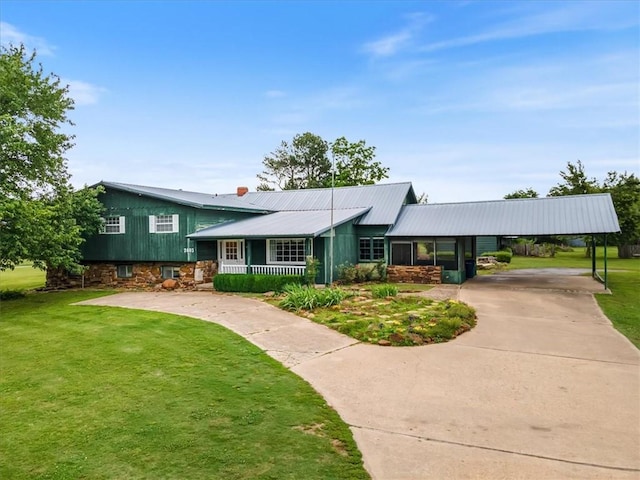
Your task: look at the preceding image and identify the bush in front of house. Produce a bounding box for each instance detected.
[337,260,388,284]
[213,274,303,293]
[480,250,512,263]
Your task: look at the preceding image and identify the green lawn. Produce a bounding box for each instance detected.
[508,246,639,271]
[0,291,369,480]
[596,272,640,349]
[0,264,46,291]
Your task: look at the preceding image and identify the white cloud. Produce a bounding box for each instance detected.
[0,22,55,55]
[420,2,638,53]
[66,80,107,106]
[362,12,434,58]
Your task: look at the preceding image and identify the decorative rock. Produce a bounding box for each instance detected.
[388,333,405,344]
[378,339,391,346]
[408,333,424,345]
[162,279,178,290]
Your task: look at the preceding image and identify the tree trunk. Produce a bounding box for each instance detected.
[618,244,640,259]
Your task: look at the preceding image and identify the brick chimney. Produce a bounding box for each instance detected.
[237,186,249,197]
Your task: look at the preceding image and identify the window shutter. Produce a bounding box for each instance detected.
[172,214,179,233]
[149,215,156,233]
[119,216,126,234]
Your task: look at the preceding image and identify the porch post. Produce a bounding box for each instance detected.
[246,239,252,272]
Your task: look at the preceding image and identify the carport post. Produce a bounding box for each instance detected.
[604,234,608,290]
[591,235,596,279]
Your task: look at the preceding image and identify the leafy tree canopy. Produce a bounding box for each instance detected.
[549,161,640,257]
[504,188,539,199]
[330,137,388,187]
[256,133,389,190]
[0,44,103,272]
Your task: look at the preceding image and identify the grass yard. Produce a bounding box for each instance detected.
[0,291,368,480]
[596,272,640,349]
[507,246,639,271]
[0,264,46,291]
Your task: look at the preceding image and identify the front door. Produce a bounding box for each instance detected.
[218,239,245,265]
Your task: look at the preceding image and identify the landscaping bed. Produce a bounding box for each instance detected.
[277,284,476,346]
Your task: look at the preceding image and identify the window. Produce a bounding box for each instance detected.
[359,237,385,261]
[161,266,181,279]
[415,241,435,265]
[101,216,125,234]
[117,265,133,278]
[267,239,305,264]
[149,214,179,233]
[436,238,457,270]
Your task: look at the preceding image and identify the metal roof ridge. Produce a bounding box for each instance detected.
[404,193,611,207]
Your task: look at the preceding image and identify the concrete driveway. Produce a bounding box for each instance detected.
[78,273,640,479]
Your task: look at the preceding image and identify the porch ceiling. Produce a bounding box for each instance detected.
[187,207,370,239]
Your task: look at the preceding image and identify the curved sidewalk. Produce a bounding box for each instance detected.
[77,278,640,479]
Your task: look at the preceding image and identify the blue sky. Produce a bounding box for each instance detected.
[2,0,638,202]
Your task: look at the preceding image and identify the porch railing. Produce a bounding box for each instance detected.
[219,263,306,276]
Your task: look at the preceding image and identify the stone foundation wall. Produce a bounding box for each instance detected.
[387,265,442,284]
[46,260,218,290]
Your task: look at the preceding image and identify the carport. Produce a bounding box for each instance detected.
[387,193,621,288]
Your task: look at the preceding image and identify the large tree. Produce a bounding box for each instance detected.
[548,161,640,258]
[330,137,389,187]
[256,132,330,191]
[256,133,389,190]
[0,44,103,273]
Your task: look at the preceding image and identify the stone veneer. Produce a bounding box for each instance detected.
[46,260,217,290]
[387,265,442,284]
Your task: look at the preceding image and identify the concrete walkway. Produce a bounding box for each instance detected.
[77,275,640,479]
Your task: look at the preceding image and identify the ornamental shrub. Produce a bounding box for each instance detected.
[213,274,303,293]
[279,284,351,311]
[371,284,398,298]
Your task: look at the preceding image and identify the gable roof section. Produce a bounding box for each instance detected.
[387,194,620,237]
[98,181,272,213]
[188,207,370,239]
[218,182,414,225]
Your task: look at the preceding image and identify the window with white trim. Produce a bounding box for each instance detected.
[161,266,181,279]
[267,238,306,264]
[100,216,125,234]
[117,265,133,278]
[149,214,179,233]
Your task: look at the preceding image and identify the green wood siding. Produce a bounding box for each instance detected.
[477,236,498,255]
[249,239,267,265]
[320,220,359,283]
[82,189,256,262]
[196,241,217,261]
